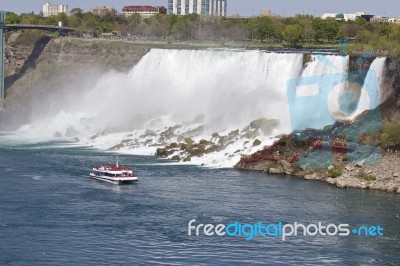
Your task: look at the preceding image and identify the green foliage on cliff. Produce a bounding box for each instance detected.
[359,172,376,182]
[381,122,400,148]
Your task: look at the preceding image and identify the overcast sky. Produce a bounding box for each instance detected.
[0,0,399,17]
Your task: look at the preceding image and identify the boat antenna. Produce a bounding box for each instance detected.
[116,154,120,167]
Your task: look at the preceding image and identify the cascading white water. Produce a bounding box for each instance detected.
[14,49,387,167]
[20,49,304,138]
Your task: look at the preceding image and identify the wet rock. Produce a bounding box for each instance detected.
[253,139,262,147]
[140,129,156,139]
[167,142,179,149]
[184,138,194,147]
[189,148,205,157]
[159,127,176,141]
[156,148,173,158]
[218,136,230,146]
[183,157,192,162]
[109,143,124,150]
[206,145,222,153]
[228,130,239,138]
[171,155,180,161]
[212,132,220,138]
[241,130,258,139]
[180,143,188,150]
[199,139,214,146]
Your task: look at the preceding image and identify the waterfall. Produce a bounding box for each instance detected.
[12,49,387,167]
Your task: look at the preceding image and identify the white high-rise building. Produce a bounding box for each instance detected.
[167,0,227,16]
[42,2,68,17]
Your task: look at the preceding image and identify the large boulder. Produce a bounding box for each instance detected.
[171,155,180,161]
[253,139,262,147]
[156,148,173,158]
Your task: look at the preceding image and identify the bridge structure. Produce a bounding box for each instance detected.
[0,10,75,99]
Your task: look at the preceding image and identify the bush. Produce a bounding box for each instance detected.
[381,122,400,148]
[359,172,376,181]
[328,165,343,178]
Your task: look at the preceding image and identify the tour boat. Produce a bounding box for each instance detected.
[90,155,138,185]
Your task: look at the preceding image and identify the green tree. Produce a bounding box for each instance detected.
[172,17,188,40]
[248,16,274,42]
[96,22,114,35]
[283,24,303,46]
[355,17,368,26]
[127,13,142,34]
[324,18,340,42]
[356,29,373,43]
[6,12,20,24]
[45,16,56,25]
[380,23,391,39]
[54,12,68,26]
[312,18,340,42]
[70,8,83,16]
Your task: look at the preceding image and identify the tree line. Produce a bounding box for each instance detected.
[5,10,400,55]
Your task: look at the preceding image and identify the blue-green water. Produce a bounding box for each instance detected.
[0,136,399,265]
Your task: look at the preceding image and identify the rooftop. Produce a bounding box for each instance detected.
[122,6,164,11]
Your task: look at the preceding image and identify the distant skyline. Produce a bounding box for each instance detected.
[0,0,399,17]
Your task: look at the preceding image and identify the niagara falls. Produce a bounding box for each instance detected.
[0,1,399,265]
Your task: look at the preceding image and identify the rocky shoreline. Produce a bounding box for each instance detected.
[234,135,400,194]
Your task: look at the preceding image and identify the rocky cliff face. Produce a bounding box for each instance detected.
[4,33,150,99]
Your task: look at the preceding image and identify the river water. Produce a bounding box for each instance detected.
[0,136,399,265]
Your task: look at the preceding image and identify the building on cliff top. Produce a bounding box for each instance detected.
[90,6,117,17]
[167,0,227,16]
[42,2,68,17]
[122,6,167,18]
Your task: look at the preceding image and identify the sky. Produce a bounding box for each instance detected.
[0,0,399,17]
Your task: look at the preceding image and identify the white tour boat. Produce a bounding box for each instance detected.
[90,155,138,185]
